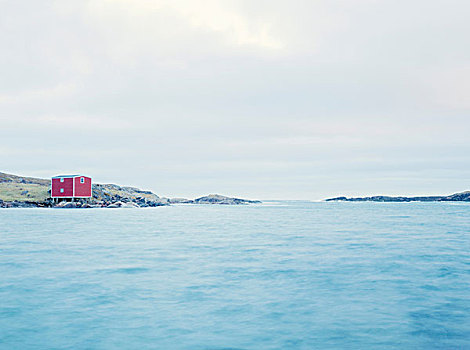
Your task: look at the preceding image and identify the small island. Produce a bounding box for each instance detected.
[0,172,261,208]
[325,191,470,202]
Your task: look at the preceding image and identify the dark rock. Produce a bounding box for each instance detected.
[325,197,347,201]
[54,202,78,208]
[4,201,38,208]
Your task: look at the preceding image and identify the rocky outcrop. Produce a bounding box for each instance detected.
[443,191,470,201]
[54,201,80,209]
[325,191,470,202]
[168,198,193,204]
[190,194,261,205]
[0,200,41,208]
[90,183,167,207]
[53,201,101,209]
[105,201,140,208]
[168,195,262,205]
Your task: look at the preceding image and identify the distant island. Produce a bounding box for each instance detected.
[0,172,261,208]
[325,192,470,202]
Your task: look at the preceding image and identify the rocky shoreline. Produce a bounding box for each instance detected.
[0,193,261,209]
[0,172,261,208]
[325,191,470,202]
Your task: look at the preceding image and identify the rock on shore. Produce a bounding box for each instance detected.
[90,183,168,207]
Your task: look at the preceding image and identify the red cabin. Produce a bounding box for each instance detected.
[51,175,92,201]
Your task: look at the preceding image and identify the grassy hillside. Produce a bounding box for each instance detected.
[0,172,50,202]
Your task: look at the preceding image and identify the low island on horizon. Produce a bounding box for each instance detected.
[325,191,470,202]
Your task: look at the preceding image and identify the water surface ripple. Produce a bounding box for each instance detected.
[0,202,469,349]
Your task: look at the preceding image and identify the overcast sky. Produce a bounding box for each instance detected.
[1,0,469,199]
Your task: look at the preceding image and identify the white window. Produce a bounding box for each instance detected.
[80,177,85,184]
[60,178,64,183]
[60,188,64,193]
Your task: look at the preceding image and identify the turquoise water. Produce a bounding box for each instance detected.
[0,202,469,349]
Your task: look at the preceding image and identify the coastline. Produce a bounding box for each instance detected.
[325,191,470,202]
[0,172,261,208]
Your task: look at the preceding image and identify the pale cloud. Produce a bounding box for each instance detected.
[35,114,133,130]
[1,0,470,199]
[161,0,284,49]
[78,0,284,66]
[425,65,470,110]
[0,83,78,105]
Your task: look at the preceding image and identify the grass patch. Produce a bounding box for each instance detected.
[0,183,49,202]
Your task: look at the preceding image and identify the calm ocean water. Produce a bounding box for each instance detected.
[0,202,469,349]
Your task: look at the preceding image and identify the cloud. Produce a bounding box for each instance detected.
[1,0,469,199]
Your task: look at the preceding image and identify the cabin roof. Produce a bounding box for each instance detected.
[52,174,86,178]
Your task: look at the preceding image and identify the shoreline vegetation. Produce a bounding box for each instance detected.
[0,172,261,208]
